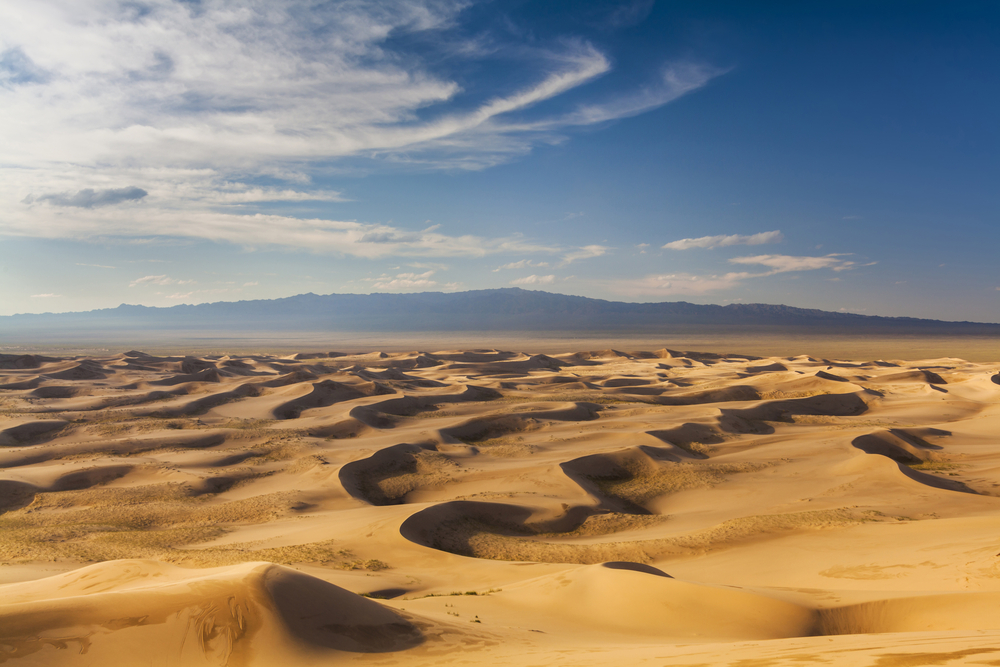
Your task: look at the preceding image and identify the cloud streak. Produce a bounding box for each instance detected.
[129,275,195,287]
[663,230,783,250]
[494,259,550,271]
[607,254,868,297]
[510,274,556,285]
[26,187,147,209]
[728,254,856,272]
[560,245,608,266]
[367,270,460,291]
[4,208,556,259]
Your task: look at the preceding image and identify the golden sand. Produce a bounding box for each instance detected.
[1,347,999,665]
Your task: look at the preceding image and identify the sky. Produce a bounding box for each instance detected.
[1,0,998,322]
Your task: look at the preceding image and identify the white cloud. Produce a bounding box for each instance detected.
[728,254,858,273]
[607,254,869,297]
[129,275,195,287]
[367,270,459,290]
[608,271,757,296]
[243,281,259,287]
[547,62,726,131]
[26,186,147,209]
[560,245,608,266]
[510,274,556,285]
[189,187,348,206]
[494,259,550,271]
[0,1,723,255]
[663,230,783,250]
[30,293,62,298]
[607,0,656,28]
[5,209,555,258]
[76,263,115,269]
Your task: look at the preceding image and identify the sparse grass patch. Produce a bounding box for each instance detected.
[473,436,536,458]
[673,440,713,457]
[85,411,196,437]
[421,508,884,565]
[539,512,667,538]
[904,461,962,472]
[0,484,302,564]
[222,418,276,438]
[0,398,24,417]
[588,460,771,508]
[407,588,502,600]
[497,393,646,406]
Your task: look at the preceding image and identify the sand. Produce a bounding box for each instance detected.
[1,346,999,665]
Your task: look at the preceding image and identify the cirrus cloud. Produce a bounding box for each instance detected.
[366,270,460,291]
[606,254,871,297]
[510,274,556,285]
[494,259,550,271]
[129,275,195,287]
[25,186,148,209]
[663,230,783,250]
[560,245,608,266]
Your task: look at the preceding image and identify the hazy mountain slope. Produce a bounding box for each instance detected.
[2,288,998,334]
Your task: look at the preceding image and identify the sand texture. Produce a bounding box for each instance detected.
[1,347,1000,665]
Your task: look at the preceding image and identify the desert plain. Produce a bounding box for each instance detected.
[1,345,999,666]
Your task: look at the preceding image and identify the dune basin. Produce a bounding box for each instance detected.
[1,347,999,666]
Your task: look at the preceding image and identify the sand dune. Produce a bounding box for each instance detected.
[0,559,431,665]
[1,347,1000,665]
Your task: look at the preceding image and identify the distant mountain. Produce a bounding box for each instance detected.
[3,288,999,336]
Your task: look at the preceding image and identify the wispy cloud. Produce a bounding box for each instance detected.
[560,245,608,266]
[510,274,556,285]
[0,1,722,255]
[606,0,656,28]
[609,272,756,296]
[663,230,783,250]
[76,263,116,269]
[607,254,869,297]
[372,270,438,289]
[30,293,61,298]
[494,259,550,271]
[364,270,459,291]
[25,187,147,209]
[728,254,859,273]
[129,275,195,287]
[549,62,726,130]
[4,209,556,259]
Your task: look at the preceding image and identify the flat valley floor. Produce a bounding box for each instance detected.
[1,346,999,666]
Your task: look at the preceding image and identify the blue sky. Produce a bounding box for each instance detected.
[1,0,998,322]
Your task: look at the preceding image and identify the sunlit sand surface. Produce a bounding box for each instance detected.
[2,347,999,665]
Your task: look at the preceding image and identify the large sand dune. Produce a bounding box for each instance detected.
[1,347,999,665]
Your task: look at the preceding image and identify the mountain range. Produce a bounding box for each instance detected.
[3,288,998,336]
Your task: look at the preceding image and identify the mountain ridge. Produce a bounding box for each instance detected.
[2,288,998,333]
